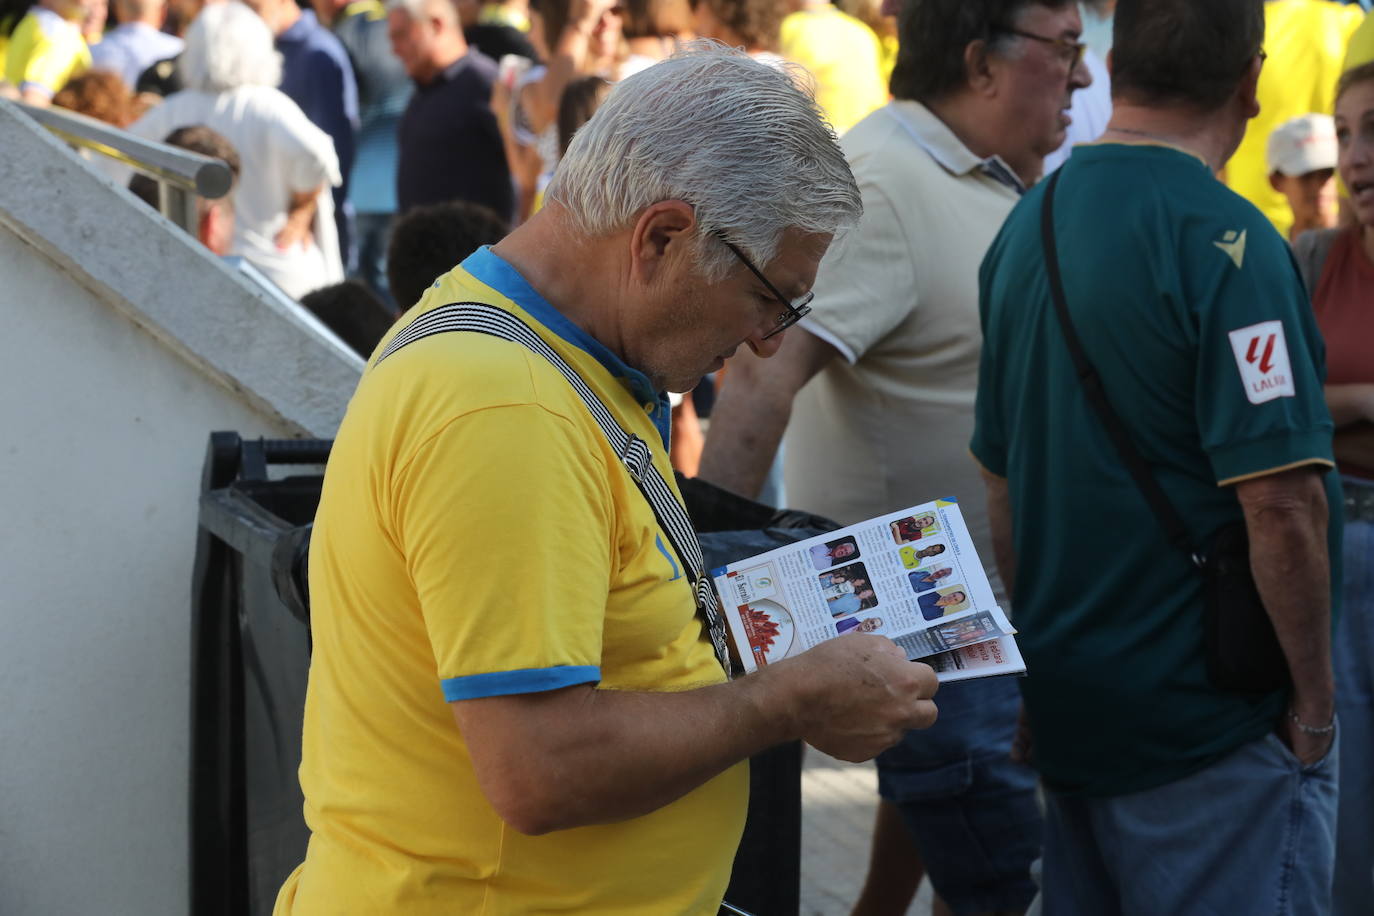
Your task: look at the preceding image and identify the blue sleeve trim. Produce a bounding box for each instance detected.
[441,665,601,701]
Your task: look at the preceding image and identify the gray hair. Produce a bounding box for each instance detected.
[385,0,457,28]
[545,41,862,280]
[178,1,282,92]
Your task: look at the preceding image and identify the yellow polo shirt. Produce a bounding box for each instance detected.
[1346,11,1374,70]
[1224,0,1363,237]
[4,7,89,98]
[780,6,888,136]
[275,248,747,914]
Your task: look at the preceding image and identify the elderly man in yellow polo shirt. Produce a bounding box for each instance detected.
[273,43,940,915]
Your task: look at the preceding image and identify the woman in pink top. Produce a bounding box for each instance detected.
[1294,59,1374,916]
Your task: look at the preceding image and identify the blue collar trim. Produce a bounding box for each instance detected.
[459,247,671,445]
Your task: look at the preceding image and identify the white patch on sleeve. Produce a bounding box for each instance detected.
[1228,320,1295,405]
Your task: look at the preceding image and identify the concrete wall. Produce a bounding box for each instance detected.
[0,100,362,914]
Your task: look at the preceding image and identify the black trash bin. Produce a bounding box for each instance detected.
[190,432,328,916]
[189,433,836,916]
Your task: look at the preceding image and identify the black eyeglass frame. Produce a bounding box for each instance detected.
[993,26,1086,72]
[714,233,814,340]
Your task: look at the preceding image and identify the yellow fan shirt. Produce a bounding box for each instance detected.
[1224,0,1363,238]
[780,6,888,136]
[4,7,89,98]
[274,248,747,915]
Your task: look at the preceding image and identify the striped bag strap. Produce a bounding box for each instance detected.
[376,301,734,678]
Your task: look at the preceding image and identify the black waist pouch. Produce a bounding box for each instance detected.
[1201,522,1289,692]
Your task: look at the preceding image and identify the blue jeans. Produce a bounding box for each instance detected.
[351,212,396,313]
[876,676,1042,914]
[1040,729,1339,916]
[1334,479,1374,915]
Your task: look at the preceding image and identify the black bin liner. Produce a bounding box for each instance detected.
[190,434,837,916]
[190,433,326,916]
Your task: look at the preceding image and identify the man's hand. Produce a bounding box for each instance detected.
[771,636,939,762]
[276,188,320,251]
[1277,710,1335,767]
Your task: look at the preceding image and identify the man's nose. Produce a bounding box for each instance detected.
[745,329,786,359]
[1070,54,1092,90]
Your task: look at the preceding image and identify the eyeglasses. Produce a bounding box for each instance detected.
[994,27,1086,72]
[714,233,814,340]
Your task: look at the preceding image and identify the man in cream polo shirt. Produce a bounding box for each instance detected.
[701,1,1091,911]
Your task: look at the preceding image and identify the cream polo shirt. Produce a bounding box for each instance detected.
[784,99,1021,604]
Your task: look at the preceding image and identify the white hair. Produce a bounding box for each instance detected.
[545,41,862,280]
[178,2,282,93]
[385,0,457,28]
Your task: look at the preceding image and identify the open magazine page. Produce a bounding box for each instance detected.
[711,498,1026,682]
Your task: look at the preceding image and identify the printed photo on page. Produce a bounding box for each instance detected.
[711,497,1027,682]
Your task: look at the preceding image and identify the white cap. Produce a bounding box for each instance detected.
[1267,114,1338,177]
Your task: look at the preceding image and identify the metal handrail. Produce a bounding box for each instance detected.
[13,100,234,232]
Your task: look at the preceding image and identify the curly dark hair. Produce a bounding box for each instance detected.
[695,0,786,52]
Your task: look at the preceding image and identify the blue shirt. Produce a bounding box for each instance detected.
[89,22,182,89]
[397,50,512,221]
[277,8,359,250]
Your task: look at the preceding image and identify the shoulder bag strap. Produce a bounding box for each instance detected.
[375,301,735,676]
[1039,170,1203,566]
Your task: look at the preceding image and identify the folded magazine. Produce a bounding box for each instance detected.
[711,498,1026,682]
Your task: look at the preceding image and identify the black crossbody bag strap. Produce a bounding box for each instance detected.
[376,301,735,677]
[1039,170,1203,566]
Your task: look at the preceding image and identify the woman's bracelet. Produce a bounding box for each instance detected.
[1288,709,1335,737]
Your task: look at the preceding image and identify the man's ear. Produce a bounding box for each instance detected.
[629,199,697,282]
[1269,172,1286,194]
[965,39,997,97]
[1238,53,1263,121]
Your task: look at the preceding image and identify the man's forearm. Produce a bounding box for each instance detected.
[1237,469,1333,719]
[697,370,793,499]
[980,468,1017,599]
[698,330,836,498]
[452,636,937,835]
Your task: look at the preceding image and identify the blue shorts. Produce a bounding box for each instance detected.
[1040,728,1338,916]
[875,675,1042,915]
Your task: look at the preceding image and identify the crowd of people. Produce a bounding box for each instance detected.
[3,0,1373,913]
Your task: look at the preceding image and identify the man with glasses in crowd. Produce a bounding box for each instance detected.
[973,0,1340,911]
[702,1,1089,913]
[273,44,941,914]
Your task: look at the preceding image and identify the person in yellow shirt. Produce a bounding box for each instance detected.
[273,44,940,916]
[4,0,93,105]
[780,0,888,135]
[1224,0,1363,237]
[1346,8,1374,70]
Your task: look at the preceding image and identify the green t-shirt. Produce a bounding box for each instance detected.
[971,143,1342,797]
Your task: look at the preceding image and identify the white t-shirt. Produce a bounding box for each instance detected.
[785,100,1022,604]
[129,85,343,299]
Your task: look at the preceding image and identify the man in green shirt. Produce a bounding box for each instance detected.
[971,0,1342,912]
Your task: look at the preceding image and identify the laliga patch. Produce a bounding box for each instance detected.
[1228,321,1295,404]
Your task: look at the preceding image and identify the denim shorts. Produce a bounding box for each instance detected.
[875,675,1042,915]
[1040,727,1339,916]
[1334,478,1374,915]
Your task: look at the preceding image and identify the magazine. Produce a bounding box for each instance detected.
[710,497,1026,683]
